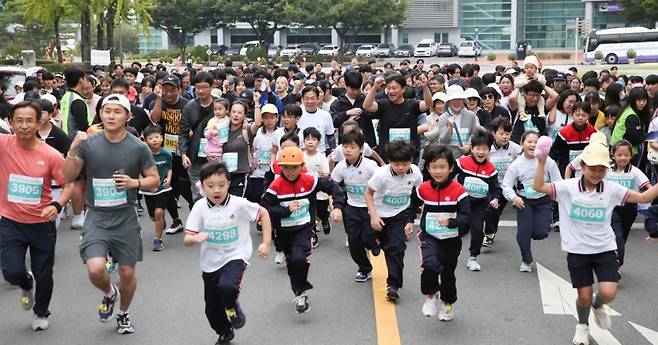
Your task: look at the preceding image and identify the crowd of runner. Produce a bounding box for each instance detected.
[1,55,657,345]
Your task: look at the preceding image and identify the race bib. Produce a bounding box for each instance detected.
[223,152,238,172]
[164,134,178,153]
[257,149,272,166]
[280,199,311,227]
[345,182,367,197]
[217,120,230,144]
[550,126,564,141]
[198,138,208,158]
[449,128,470,146]
[607,172,636,190]
[490,155,513,176]
[7,174,43,205]
[463,176,489,199]
[523,119,538,132]
[92,178,127,207]
[522,179,544,199]
[389,128,410,142]
[383,194,410,207]
[569,199,606,224]
[569,150,583,163]
[425,212,458,239]
[205,222,239,248]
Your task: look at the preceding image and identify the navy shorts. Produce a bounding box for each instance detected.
[567,251,618,288]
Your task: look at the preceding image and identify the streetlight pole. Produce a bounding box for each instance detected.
[119,17,123,65]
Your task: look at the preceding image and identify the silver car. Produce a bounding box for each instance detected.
[374,43,396,57]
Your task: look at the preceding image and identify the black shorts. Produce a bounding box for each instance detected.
[144,191,171,218]
[567,251,619,288]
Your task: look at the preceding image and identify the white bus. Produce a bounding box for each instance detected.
[584,27,658,64]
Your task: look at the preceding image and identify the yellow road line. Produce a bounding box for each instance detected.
[371,252,401,345]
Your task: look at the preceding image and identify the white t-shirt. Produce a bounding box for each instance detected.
[367,164,422,218]
[252,129,276,178]
[547,109,572,140]
[304,151,330,200]
[606,165,650,192]
[489,141,522,183]
[331,155,378,208]
[298,108,334,152]
[552,178,629,254]
[330,142,373,162]
[185,195,260,273]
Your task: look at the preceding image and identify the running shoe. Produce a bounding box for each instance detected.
[345,235,349,247]
[165,219,184,234]
[226,304,246,329]
[466,257,481,271]
[20,271,35,311]
[482,234,494,247]
[354,271,372,283]
[438,302,454,321]
[32,314,49,331]
[71,213,84,230]
[256,221,263,232]
[520,262,533,272]
[386,286,399,302]
[116,312,135,334]
[322,219,331,234]
[371,246,381,257]
[106,256,117,273]
[215,329,235,345]
[422,294,438,317]
[153,239,165,252]
[592,303,611,330]
[136,203,144,216]
[99,284,118,322]
[275,251,286,265]
[295,293,310,313]
[572,324,590,345]
[311,231,319,249]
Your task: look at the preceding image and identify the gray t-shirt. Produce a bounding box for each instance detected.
[78,132,156,210]
[222,127,254,175]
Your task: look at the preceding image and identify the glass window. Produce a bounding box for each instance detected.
[402,33,409,44]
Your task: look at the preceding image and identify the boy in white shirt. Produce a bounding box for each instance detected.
[303,127,331,248]
[184,161,272,345]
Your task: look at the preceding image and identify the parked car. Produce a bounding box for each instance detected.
[341,44,359,55]
[213,45,229,56]
[226,44,242,56]
[394,44,414,57]
[355,44,376,57]
[280,44,302,57]
[0,67,26,99]
[318,45,340,56]
[240,40,261,56]
[458,40,482,57]
[267,45,282,57]
[374,43,396,57]
[299,43,320,55]
[437,43,458,57]
[414,39,438,57]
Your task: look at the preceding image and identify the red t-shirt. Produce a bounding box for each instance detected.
[0,134,65,224]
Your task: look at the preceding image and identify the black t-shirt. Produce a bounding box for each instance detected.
[143,93,158,111]
[155,97,189,137]
[40,124,71,155]
[371,98,421,157]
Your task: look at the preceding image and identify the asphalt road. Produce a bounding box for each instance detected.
[1,205,657,345]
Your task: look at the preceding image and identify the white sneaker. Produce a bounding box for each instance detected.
[438,302,454,321]
[520,262,533,272]
[275,251,285,265]
[572,324,590,345]
[421,294,438,317]
[466,257,481,271]
[32,314,49,331]
[345,235,349,247]
[71,213,85,230]
[165,219,183,234]
[593,304,611,330]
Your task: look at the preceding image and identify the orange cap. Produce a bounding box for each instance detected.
[278,147,305,166]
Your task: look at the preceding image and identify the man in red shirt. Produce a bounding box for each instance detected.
[0,101,73,331]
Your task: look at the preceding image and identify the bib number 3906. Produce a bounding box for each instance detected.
[7,174,43,205]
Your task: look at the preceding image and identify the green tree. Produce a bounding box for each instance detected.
[17,0,74,62]
[618,0,658,28]
[293,0,408,48]
[149,0,218,62]
[217,0,294,45]
[93,0,153,61]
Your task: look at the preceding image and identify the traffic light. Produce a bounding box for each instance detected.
[576,19,590,34]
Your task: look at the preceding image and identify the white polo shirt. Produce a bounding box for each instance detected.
[185,195,260,273]
[606,164,650,192]
[330,142,374,162]
[552,177,629,254]
[331,155,378,208]
[252,129,276,178]
[367,164,422,218]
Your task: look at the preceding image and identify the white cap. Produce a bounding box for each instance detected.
[211,88,223,99]
[505,68,518,75]
[523,55,541,69]
[487,83,503,98]
[15,81,24,88]
[101,94,131,112]
[445,84,466,102]
[464,88,481,100]
[262,103,279,114]
[41,93,57,106]
[431,92,448,103]
[581,142,611,167]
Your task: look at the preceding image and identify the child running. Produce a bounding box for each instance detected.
[331,131,381,282]
[204,98,231,161]
[409,144,470,321]
[303,127,331,248]
[502,130,562,272]
[261,147,345,313]
[184,161,272,345]
[140,124,173,251]
[533,137,658,345]
[246,103,279,203]
[329,120,384,169]
[365,140,423,302]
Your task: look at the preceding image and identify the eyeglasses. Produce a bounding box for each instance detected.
[482,94,495,100]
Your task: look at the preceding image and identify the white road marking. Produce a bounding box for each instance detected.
[629,322,658,345]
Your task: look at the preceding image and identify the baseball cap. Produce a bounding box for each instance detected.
[581,142,611,167]
[54,73,64,79]
[101,94,131,112]
[261,103,278,115]
[554,73,566,81]
[238,90,254,104]
[589,132,608,147]
[505,68,518,75]
[162,75,180,87]
[278,147,305,166]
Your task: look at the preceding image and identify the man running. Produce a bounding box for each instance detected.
[62,94,159,334]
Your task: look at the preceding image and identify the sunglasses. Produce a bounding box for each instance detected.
[482,94,495,100]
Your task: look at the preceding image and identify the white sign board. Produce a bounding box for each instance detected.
[90,49,111,66]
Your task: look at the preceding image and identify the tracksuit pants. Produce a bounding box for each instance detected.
[0,218,56,317]
[279,226,314,295]
[611,203,637,267]
[418,231,461,304]
[377,212,408,289]
[469,198,489,257]
[202,259,246,335]
[485,198,508,236]
[343,205,379,273]
[516,196,552,264]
